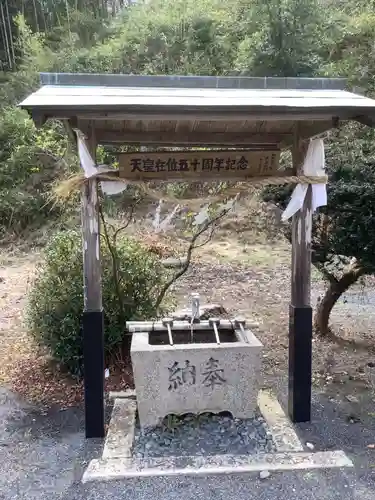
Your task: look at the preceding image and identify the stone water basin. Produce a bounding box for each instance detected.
[128,320,263,429]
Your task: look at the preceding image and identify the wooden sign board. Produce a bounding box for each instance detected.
[118,150,281,181]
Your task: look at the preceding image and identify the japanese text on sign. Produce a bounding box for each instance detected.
[129,154,276,174]
[119,150,281,180]
[167,358,227,391]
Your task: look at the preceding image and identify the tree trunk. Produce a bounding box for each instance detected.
[314,261,365,336]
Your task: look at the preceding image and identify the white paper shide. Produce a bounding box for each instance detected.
[282,138,327,221]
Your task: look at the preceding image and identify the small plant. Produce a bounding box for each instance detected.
[26,229,171,377]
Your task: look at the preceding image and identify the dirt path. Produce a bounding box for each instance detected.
[0,253,39,386]
[0,251,85,407]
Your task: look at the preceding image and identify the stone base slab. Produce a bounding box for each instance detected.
[82,390,354,482]
[82,450,353,482]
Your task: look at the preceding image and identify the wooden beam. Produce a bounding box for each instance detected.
[31,112,47,128]
[91,130,290,147]
[288,129,313,423]
[353,114,375,128]
[35,107,353,123]
[85,124,339,150]
[81,129,102,311]
[75,111,347,122]
[291,139,312,306]
[297,118,340,141]
[80,123,105,439]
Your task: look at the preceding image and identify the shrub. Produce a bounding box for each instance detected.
[26,229,171,377]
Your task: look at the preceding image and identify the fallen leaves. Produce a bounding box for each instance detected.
[0,250,136,409]
[11,355,83,408]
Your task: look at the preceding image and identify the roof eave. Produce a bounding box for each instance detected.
[19,103,367,122]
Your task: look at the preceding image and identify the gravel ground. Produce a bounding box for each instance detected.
[132,411,276,458]
[2,386,375,500]
[69,470,375,500]
[2,246,375,499]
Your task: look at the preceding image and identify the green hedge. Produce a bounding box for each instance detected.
[26,229,171,377]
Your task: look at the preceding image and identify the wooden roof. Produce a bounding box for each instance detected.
[19,73,375,149]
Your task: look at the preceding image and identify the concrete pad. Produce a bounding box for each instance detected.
[258,390,304,452]
[82,450,353,482]
[102,399,136,459]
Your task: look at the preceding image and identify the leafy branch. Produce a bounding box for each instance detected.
[153,205,233,312]
[99,199,139,320]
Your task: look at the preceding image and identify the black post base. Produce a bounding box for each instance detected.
[83,310,105,438]
[288,304,312,423]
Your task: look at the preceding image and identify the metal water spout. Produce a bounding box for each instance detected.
[190,293,200,342]
[190,293,200,323]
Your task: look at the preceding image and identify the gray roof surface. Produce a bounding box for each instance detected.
[20,85,375,110]
[18,73,375,122]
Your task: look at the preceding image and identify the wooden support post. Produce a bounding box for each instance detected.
[288,135,313,423]
[81,127,105,438]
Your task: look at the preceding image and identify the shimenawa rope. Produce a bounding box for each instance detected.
[53,170,327,207]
